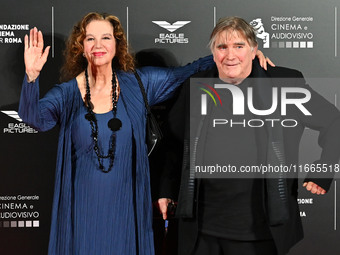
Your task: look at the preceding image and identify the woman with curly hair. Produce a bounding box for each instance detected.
[19,12,269,255]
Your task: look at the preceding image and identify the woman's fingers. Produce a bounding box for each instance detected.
[37,30,44,49]
[33,27,38,47]
[42,46,50,63]
[25,27,48,56]
[24,27,50,81]
[29,28,33,48]
[27,27,43,49]
[24,34,28,51]
[256,50,267,70]
[266,57,275,67]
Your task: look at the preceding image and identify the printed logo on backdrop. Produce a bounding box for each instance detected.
[250,16,314,49]
[1,111,38,134]
[0,24,29,44]
[0,195,40,228]
[152,21,191,44]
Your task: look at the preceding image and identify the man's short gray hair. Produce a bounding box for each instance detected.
[208,16,258,52]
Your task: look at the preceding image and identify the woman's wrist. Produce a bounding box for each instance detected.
[26,72,39,83]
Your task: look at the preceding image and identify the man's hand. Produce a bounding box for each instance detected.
[158,198,172,220]
[303,181,326,195]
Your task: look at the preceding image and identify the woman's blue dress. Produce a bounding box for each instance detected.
[71,91,136,254]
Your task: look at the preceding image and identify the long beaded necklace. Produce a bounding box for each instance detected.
[84,68,122,173]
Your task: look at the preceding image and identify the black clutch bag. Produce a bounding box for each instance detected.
[134,70,163,156]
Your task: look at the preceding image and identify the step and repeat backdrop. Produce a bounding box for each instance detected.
[0,0,339,254]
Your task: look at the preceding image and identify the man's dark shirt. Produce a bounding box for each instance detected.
[198,76,272,240]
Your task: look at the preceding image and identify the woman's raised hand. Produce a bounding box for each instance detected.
[256,49,275,71]
[24,27,50,82]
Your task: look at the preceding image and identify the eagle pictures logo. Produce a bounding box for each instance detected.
[152,20,191,44]
[1,110,38,134]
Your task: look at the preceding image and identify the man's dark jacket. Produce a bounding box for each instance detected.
[160,59,340,255]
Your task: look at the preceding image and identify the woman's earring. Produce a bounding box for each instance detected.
[83,53,85,57]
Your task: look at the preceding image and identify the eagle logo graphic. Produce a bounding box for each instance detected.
[152,21,191,32]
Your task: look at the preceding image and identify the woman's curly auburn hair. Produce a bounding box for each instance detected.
[60,12,135,82]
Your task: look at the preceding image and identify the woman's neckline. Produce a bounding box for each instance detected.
[74,73,120,115]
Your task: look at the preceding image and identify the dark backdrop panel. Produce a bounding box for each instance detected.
[0,0,339,254]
